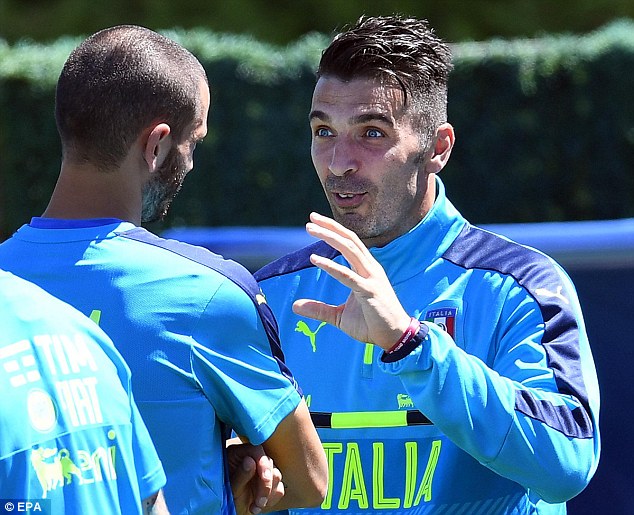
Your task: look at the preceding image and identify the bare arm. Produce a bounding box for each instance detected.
[260,398,328,512]
[142,490,169,515]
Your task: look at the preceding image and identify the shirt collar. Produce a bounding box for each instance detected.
[29,217,126,229]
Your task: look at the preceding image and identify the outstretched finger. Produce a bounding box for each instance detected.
[306,213,373,276]
[293,298,341,326]
[309,212,370,256]
[309,253,367,293]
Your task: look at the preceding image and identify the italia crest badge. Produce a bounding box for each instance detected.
[425,307,457,339]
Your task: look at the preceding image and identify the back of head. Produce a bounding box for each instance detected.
[318,15,453,144]
[55,25,207,171]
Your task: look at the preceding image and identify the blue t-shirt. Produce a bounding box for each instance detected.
[0,220,301,514]
[255,178,600,514]
[0,269,165,514]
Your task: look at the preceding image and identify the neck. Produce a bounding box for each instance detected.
[43,161,142,225]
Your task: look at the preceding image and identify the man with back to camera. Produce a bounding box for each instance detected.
[0,25,328,515]
[255,15,600,514]
[0,268,167,514]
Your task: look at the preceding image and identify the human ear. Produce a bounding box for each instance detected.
[427,123,455,175]
[143,123,172,172]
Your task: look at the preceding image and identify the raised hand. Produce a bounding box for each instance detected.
[292,212,412,350]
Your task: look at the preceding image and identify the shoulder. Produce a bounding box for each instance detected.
[254,240,339,282]
[443,223,564,286]
[443,223,581,330]
[121,227,261,300]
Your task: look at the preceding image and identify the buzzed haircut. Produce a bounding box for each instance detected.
[55,25,207,171]
[317,15,453,146]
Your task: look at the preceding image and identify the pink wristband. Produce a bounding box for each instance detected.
[386,317,421,354]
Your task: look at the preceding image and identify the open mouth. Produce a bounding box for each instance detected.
[332,192,366,208]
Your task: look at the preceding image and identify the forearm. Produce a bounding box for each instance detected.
[261,400,328,511]
[491,408,599,502]
[380,323,599,501]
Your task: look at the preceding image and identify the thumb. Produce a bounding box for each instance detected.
[293,299,339,326]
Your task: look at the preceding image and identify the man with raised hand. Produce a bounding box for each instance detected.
[256,15,600,514]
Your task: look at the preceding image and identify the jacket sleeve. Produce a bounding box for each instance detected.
[378,268,600,503]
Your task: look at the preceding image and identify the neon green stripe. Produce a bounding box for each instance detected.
[363,343,374,364]
[331,411,409,429]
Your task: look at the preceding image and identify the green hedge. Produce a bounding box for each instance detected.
[1,20,633,240]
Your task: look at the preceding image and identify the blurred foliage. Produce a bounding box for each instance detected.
[1,20,634,240]
[445,20,634,224]
[2,0,634,44]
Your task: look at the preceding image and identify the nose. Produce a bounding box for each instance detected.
[328,138,358,177]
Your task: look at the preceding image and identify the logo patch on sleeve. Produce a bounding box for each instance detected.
[425,307,456,339]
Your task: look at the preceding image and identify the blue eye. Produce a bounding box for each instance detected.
[315,127,332,137]
[366,128,383,138]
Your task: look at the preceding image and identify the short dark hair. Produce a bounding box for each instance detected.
[55,25,207,171]
[317,15,453,144]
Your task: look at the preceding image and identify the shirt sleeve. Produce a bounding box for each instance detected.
[190,277,301,445]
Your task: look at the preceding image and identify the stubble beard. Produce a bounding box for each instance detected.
[325,174,419,248]
[141,149,188,223]
[324,175,385,242]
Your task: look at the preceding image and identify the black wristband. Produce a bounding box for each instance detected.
[380,323,429,363]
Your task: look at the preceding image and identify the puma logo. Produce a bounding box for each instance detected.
[535,285,569,304]
[295,320,327,352]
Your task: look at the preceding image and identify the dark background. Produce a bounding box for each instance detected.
[2,0,634,45]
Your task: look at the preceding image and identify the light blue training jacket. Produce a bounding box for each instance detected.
[256,178,600,515]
